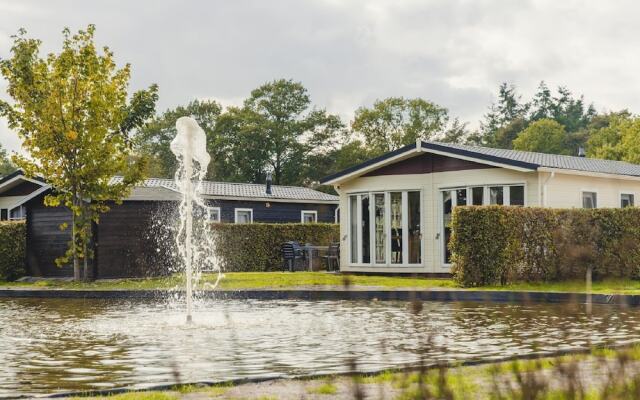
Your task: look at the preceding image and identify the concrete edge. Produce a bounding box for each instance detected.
[0,288,637,305]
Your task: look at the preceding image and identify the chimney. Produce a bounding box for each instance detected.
[578,147,586,157]
[265,172,272,195]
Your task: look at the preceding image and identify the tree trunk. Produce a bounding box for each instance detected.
[83,238,89,282]
[72,196,80,281]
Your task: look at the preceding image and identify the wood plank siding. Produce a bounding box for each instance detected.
[25,195,337,278]
[1,181,43,196]
[96,201,174,279]
[26,200,73,277]
[209,199,336,223]
[363,152,496,177]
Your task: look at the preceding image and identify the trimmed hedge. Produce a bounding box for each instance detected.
[212,223,340,272]
[0,221,26,281]
[450,206,640,287]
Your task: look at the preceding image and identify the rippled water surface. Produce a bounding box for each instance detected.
[2,298,640,397]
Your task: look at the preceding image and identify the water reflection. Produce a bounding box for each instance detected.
[1,298,639,397]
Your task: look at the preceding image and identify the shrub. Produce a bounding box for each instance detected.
[212,223,340,272]
[0,221,26,281]
[450,206,640,287]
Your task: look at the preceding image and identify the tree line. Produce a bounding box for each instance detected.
[127,80,640,193]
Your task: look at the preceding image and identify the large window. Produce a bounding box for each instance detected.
[441,184,525,264]
[374,193,386,264]
[349,196,358,263]
[390,192,403,264]
[582,192,597,209]
[361,195,371,264]
[621,193,635,208]
[348,190,421,266]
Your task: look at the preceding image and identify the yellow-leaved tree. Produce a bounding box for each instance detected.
[0,25,158,281]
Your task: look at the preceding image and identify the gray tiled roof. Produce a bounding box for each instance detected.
[111,177,339,202]
[427,141,640,177]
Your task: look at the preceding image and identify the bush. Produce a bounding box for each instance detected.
[212,223,340,272]
[0,221,26,281]
[450,206,640,287]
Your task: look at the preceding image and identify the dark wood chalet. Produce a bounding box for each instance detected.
[23,174,338,279]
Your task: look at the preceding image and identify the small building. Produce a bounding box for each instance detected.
[0,170,49,221]
[321,140,640,275]
[24,174,338,278]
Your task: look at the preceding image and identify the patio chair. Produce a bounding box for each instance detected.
[281,241,304,272]
[322,242,340,271]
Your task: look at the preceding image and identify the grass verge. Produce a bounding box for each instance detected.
[4,272,640,295]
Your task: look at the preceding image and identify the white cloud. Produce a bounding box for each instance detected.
[0,0,639,147]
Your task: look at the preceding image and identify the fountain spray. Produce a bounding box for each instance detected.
[170,117,218,323]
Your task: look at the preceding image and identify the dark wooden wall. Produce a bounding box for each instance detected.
[26,199,73,277]
[210,199,336,223]
[25,197,338,278]
[95,201,174,279]
[363,152,496,177]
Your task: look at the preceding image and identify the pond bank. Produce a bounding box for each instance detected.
[58,345,640,399]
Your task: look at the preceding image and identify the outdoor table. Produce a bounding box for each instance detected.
[302,245,329,271]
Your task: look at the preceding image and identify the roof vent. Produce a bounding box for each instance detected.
[578,147,586,157]
[265,172,272,195]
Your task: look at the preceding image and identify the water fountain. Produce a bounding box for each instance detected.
[170,116,220,323]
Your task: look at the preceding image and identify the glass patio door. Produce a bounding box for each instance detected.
[349,190,421,266]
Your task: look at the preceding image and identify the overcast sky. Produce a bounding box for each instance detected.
[1,0,639,154]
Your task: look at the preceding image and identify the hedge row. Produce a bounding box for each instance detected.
[211,223,340,272]
[450,206,640,287]
[0,221,26,281]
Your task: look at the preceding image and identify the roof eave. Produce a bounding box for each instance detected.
[537,167,640,181]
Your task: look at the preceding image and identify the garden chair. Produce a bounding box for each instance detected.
[281,241,304,272]
[322,242,340,271]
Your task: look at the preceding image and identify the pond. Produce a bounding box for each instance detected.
[1,297,640,397]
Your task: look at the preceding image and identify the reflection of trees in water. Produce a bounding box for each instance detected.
[2,298,137,393]
[13,336,135,393]
[444,301,627,353]
[8,298,122,320]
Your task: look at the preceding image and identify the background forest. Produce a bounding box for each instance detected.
[2,78,638,194]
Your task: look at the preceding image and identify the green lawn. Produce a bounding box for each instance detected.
[2,272,640,295]
[0,272,456,291]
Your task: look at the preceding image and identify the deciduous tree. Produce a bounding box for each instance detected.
[0,26,158,280]
[215,79,344,185]
[512,119,569,154]
[352,97,449,154]
[135,100,222,178]
[0,144,15,176]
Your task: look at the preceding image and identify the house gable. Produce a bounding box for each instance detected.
[0,180,43,197]
[362,152,497,177]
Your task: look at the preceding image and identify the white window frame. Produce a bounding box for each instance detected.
[439,183,527,267]
[346,189,423,268]
[208,206,221,222]
[620,191,636,208]
[8,205,26,221]
[581,189,598,209]
[234,208,253,224]
[301,210,318,223]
